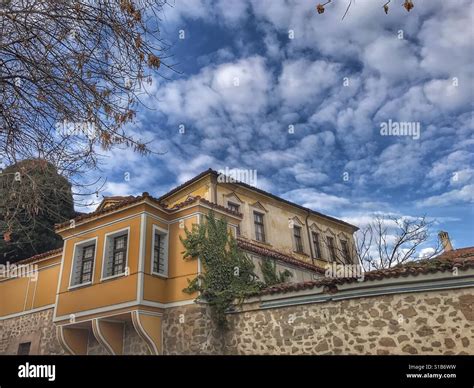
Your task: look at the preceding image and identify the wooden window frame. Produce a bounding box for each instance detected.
[327,236,337,262]
[312,231,323,260]
[340,239,352,264]
[228,202,241,236]
[294,225,304,253]
[253,211,266,242]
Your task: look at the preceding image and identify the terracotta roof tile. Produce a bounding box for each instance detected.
[258,247,474,296]
[14,248,63,265]
[55,193,241,231]
[158,169,358,231]
[237,237,325,274]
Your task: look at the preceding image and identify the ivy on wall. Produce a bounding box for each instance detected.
[180,212,265,328]
[259,259,293,286]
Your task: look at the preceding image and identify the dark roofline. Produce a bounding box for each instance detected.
[157,168,215,202]
[14,248,63,265]
[55,193,241,231]
[159,169,359,231]
[258,252,474,296]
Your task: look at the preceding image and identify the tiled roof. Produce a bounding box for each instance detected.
[432,246,474,262]
[237,237,325,274]
[259,247,474,296]
[158,169,358,231]
[55,193,241,231]
[157,169,214,202]
[14,248,63,265]
[56,168,358,231]
[55,193,153,230]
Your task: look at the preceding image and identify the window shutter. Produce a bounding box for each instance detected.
[104,238,114,277]
[71,249,80,285]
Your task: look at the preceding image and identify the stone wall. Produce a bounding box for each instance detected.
[0,310,150,355]
[0,308,64,355]
[1,287,472,355]
[87,321,150,355]
[162,288,474,355]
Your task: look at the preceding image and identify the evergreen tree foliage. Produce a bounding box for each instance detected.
[0,159,75,263]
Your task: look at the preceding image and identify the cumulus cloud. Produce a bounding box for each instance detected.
[416,184,474,207]
[76,0,473,246]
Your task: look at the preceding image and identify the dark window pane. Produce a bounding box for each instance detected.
[111,234,127,275]
[18,342,31,355]
[312,232,322,259]
[294,226,303,253]
[341,240,351,263]
[228,203,241,236]
[327,237,336,262]
[153,232,166,274]
[79,244,95,284]
[254,212,265,242]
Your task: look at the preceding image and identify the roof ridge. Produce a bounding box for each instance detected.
[158,168,358,231]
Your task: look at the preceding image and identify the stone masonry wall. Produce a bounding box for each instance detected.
[162,288,474,355]
[0,310,150,355]
[1,287,472,355]
[0,308,64,355]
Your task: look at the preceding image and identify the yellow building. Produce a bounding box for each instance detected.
[0,169,358,355]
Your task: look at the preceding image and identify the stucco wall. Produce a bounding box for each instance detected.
[162,288,474,355]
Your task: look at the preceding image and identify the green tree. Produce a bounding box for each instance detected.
[180,212,263,328]
[0,159,75,263]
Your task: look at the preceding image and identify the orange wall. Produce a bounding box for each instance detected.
[143,214,199,303]
[55,215,142,317]
[0,256,61,317]
[0,198,242,321]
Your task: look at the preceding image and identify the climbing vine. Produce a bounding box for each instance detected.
[180,212,263,328]
[259,259,293,286]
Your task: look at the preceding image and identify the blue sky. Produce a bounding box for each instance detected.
[86,0,473,250]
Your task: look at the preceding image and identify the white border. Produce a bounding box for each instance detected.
[68,237,98,289]
[150,224,169,278]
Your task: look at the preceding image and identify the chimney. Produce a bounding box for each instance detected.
[438,231,454,252]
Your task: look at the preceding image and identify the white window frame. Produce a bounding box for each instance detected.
[68,237,98,289]
[150,224,169,278]
[100,227,130,281]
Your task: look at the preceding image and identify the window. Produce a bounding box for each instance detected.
[228,202,241,236]
[294,226,304,253]
[312,232,322,259]
[102,229,129,279]
[152,227,168,276]
[70,239,97,287]
[341,240,351,264]
[327,236,337,262]
[254,212,265,242]
[112,235,127,276]
[79,245,95,284]
[17,342,31,355]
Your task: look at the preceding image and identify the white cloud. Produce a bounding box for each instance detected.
[278,59,340,108]
[282,188,351,212]
[417,184,474,207]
